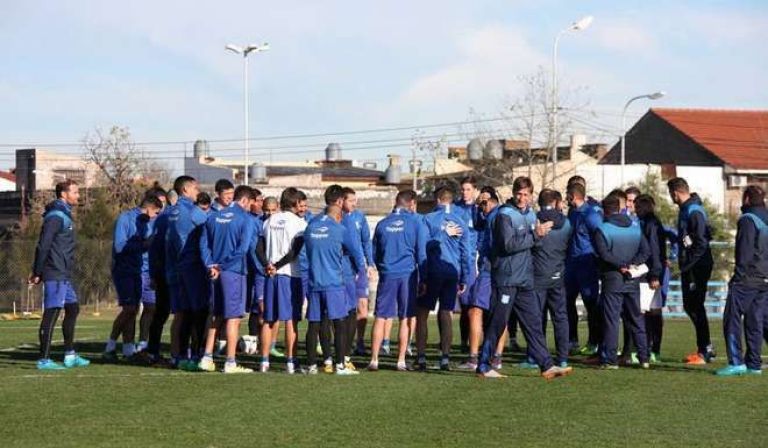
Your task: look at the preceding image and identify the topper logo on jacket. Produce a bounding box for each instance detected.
[386,220,405,233]
[310,226,330,239]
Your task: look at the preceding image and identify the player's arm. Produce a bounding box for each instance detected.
[646,223,663,281]
[630,233,651,267]
[416,218,428,281]
[680,211,709,273]
[273,236,305,270]
[592,229,625,269]
[343,227,366,275]
[360,215,374,267]
[459,220,470,285]
[113,215,143,255]
[31,215,61,281]
[733,216,756,281]
[199,221,214,269]
[494,214,534,255]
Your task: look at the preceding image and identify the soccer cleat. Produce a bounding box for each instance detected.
[286,361,296,375]
[345,361,357,372]
[440,358,451,371]
[37,359,66,370]
[559,361,569,369]
[270,346,285,358]
[578,344,598,356]
[223,363,253,374]
[102,351,118,362]
[650,352,660,364]
[747,369,763,376]
[458,361,478,371]
[685,354,708,366]
[406,343,414,357]
[396,361,408,372]
[336,364,360,375]
[381,341,391,356]
[259,362,270,373]
[630,352,639,365]
[541,365,573,380]
[715,364,747,377]
[478,369,507,379]
[323,359,334,374]
[413,359,427,372]
[641,362,650,369]
[518,361,539,369]
[198,357,216,372]
[303,365,319,375]
[316,342,323,356]
[367,361,379,372]
[63,354,90,368]
[491,356,503,371]
[600,364,619,370]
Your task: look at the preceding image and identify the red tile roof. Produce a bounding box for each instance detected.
[652,108,768,170]
[0,171,15,183]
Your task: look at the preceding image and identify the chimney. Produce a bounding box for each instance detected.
[570,134,587,159]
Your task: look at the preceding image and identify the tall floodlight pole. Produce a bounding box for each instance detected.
[225,42,270,184]
[621,91,666,185]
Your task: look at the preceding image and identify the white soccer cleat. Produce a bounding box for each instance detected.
[223,363,253,374]
[199,357,216,372]
[336,364,360,376]
[260,362,270,373]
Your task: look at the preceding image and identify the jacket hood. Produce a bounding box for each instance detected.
[683,193,704,208]
[537,208,566,229]
[45,199,72,216]
[605,213,633,228]
[742,205,768,224]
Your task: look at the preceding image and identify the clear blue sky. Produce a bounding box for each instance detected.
[0,0,765,170]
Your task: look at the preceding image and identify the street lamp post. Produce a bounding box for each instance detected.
[551,15,593,186]
[225,43,270,185]
[620,91,666,186]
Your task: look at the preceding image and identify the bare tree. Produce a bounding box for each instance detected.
[82,126,169,207]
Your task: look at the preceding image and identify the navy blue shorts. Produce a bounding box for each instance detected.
[113,274,142,306]
[210,271,247,319]
[375,273,416,319]
[170,268,209,313]
[141,273,156,305]
[44,280,78,309]
[306,288,348,322]
[458,266,478,308]
[249,273,266,313]
[344,278,357,312]
[468,271,492,310]
[263,275,304,322]
[419,276,459,311]
[355,271,370,299]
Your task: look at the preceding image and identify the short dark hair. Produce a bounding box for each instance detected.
[296,190,307,202]
[433,185,454,202]
[609,188,628,201]
[567,175,586,188]
[55,179,78,198]
[512,176,533,194]
[173,175,197,195]
[602,195,621,215]
[144,186,167,201]
[234,185,255,201]
[395,189,417,207]
[324,184,345,206]
[634,194,656,218]
[280,187,302,210]
[566,183,586,200]
[459,176,478,188]
[252,188,263,197]
[479,186,499,203]
[538,188,559,208]
[743,185,766,207]
[342,187,356,199]
[140,195,163,210]
[625,186,641,197]
[196,192,211,206]
[667,177,689,193]
[215,179,235,194]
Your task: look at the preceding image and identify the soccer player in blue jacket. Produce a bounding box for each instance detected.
[104,195,162,360]
[198,186,255,373]
[304,205,364,375]
[565,180,603,355]
[246,188,268,341]
[532,189,572,368]
[165,175,209,370]
[211,179,235,212]
[30,180,90,370]
[455,176,480,353]
[368,190,427,371]
[144,187,172,364]
[717,186,768,376]
[415,186,471,371]
[342,187,376,356]
[476,177,570,380]
[668,177,715,364]
[592,194,651,369]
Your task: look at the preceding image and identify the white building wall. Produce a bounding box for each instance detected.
[0,178,15,192]
[675,166,725,212]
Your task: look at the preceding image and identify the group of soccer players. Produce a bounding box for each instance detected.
[31,173,768,378]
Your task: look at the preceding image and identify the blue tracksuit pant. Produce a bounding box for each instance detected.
[723,283,767,370]
[600,286,649,365]
[537,286,569,364]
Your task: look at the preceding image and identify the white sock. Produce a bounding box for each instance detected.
[324,357,333,366]
[122,343,136,357]
[106,339,117,352]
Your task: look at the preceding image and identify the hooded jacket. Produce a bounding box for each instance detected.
[32,200,76,281]
[533,207,572,289]
[676,193,713,273]
[732,205,768,289]
[567,200,603,262]
[593,213,650,292]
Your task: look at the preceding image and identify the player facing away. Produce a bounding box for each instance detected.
[165,175,209,370]
[717,186,768,376]
[454,176,480,354]
[415,186,471,371]
[31,180,91,370]
[104,194,162,360]
[476,177,571,380]
[458,186,500,371]
[592,194,651,369]
[668,177,716,364]
[368,190,427,371]
[198,186,256,373]
[260,187,308,374]
[341,187,376,356]
[144,187,173,365]
[304,205,365,375]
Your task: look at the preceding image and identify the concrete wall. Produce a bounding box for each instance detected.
[0,178,15,192]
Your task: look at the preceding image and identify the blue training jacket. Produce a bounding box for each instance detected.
[32,200,76,282]
[372,207,427,279]
[533,208,572,289]
[305,213,364,291]
[346,209,374,267]
[454,199,480,262]
[112,207,152,278]
[200,204,253,275]
[476,205,500,274]
[165,196,208,284]
[490,203,536,289]
[246,212,266,276]
[732,205,768,289]
[593,213,650,292]
[676,194,713,273]
[149,207,170,282]
[423,204,471,283]
[340,211,366,281]
[567,200,603,261]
